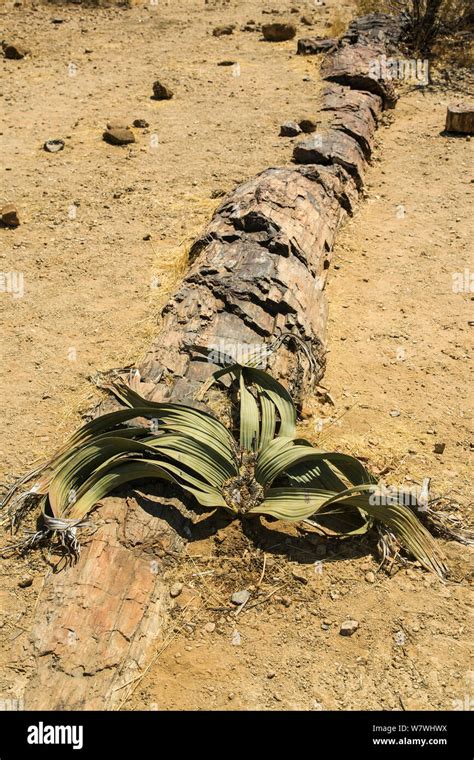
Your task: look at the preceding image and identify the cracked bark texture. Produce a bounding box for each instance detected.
[137,162,357,406]
[18,13,403,710]
[15,491,192,710]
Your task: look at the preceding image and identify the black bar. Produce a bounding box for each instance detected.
[0,710,470,757]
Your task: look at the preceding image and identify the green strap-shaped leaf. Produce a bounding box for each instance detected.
[305,505,372,535]
[320,452,376,486]
[239,371,260,451]
[254,436,295,484]
[249,483,446,576]
[256,385,276,450]
[55,459,228,521]
[256,439,367,490]
[249,487,331,521]
[48,431,235,517]
[338,492,447,577]
[72,392,236,456]
[243,366,296,438]
[151,434,237,487]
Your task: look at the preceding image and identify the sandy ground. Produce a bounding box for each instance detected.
[0,0,472,712]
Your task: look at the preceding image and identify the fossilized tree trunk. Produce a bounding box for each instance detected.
[15,13,404,710]
[445,103,474,135]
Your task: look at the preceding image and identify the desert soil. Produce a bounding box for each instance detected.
[0,0,472,712]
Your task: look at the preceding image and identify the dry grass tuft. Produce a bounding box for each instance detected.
[328,8,353,37]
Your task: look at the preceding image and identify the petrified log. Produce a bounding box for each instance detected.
[138,163,359,404]
[297,37,338,55]
[322,83,383,124]
[20,496,188,710]
[321,85,380,159]
[331,112,376,160]
[15,14,402,711]
[341,12,407,49]
[293,131,367,189]
[320,42,398,109]
[445,103,474,135]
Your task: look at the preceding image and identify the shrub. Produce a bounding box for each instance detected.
[2,364,448,576]
[355,0,473,54]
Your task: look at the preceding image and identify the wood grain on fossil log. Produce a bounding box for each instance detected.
[445,103,474,135]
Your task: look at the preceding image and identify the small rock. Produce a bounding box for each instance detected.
[203,622,216,633]
[340,619,359,636]
[281,596,292,608]
[321,620,331,630]
[267,670,276,679]
[143,233,152,240]
[0,203,20,228]
[280,121,302,137]
[212,25,235,37]
[262,22,296,42]
[44,139,65,153]
[103,127,135,146]
[300,16,313,26]
[434,442,446,454]
[3,42,29,59]
[291,568,308,584]
[231,630,241,646]
[18,576,33,588]
[298,118,318,134]
[170,582,183,598]
[133,119,149,128]
[231,589,250,606]
[365,571,375,584]
[217,60,236,66]
[152,80,173,100]
[106,122,129,130]
[389,409,401,417]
